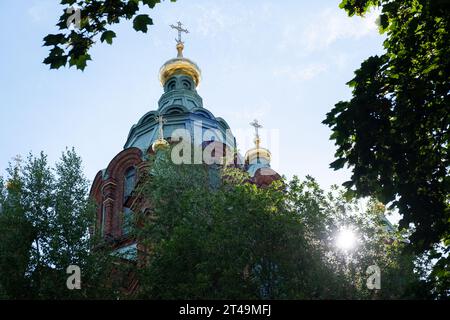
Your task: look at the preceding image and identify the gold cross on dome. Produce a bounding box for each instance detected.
[170,21,189,44]
[250,119,263,137]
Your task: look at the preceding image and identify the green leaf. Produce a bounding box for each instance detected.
[342,180,354,189]
[142,0,160,9]
[43,34,65,46]
[330,158,347,170]
[343,189,356,201]
[43,46,67,69]
[100,30,116,45]
[444,238,450,247]
[377,14,389,33]
[69,54,91,71]
[133,14,153,33]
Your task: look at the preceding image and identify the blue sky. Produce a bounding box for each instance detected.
[0,0,385,190]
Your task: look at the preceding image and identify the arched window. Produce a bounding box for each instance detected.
[167,80,176,91]
[182,79,191,90]
[124,167,136,202]
[166,106,184,114]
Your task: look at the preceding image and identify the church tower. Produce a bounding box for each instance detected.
[89,22,279,267]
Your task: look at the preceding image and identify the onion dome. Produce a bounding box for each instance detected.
[245,120,280,186]
[245,120,271,165]
[124,22,236,154]
[245,136,272,164]
[151,138,170,152]
[159,22,201,87]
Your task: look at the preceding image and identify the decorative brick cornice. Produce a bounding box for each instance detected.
[103,197,115,206]
[102,179,117,199]
[106,147,143,179]
[90,170,104,201]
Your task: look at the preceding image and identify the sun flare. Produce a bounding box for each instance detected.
[336,228,357,250]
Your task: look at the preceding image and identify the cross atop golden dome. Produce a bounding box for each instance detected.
[245,119,272,164]
[170,21,189,58]
[250,119,263,149]
[159,21,201,87]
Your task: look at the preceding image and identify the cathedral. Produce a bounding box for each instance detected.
[89,23,280,287]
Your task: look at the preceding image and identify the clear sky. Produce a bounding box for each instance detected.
[0,0,386,190]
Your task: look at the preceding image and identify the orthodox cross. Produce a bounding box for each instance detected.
[250,119,263,148]
[250,119,263,138]
[170,21,189,44]
[155,115,167,140]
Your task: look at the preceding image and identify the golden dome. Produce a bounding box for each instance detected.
[245,136,271,163]
[152,138,170,152]
[245,147,271,164]
[159,43,201,87]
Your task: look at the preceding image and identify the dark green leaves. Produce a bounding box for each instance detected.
[142,0,160,9]
[133,14,153,33]
[43,47,67,69]
[339,0,381,17]
[43,33,66,46]
[330,158,347,170]
[100,30,116,44]
[43,0,173,70]
[131,150,421,299]
[377,14,389,32]
[68,53,91,70]
[0,150,119,299]
[327,2,450,296]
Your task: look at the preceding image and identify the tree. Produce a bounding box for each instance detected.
[323,0,449,297]
[130,150,422,299]
[0,148,425,299]
[0,159,35,299]
[0,149,117,299]
[43,0,177,70]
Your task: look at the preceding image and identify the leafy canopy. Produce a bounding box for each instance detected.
[324,0,449,252]
[43,0,177,70]
[129,150,422,299]
[0,149,117,299]
[0,148,426,299]
[324,0,449,298]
